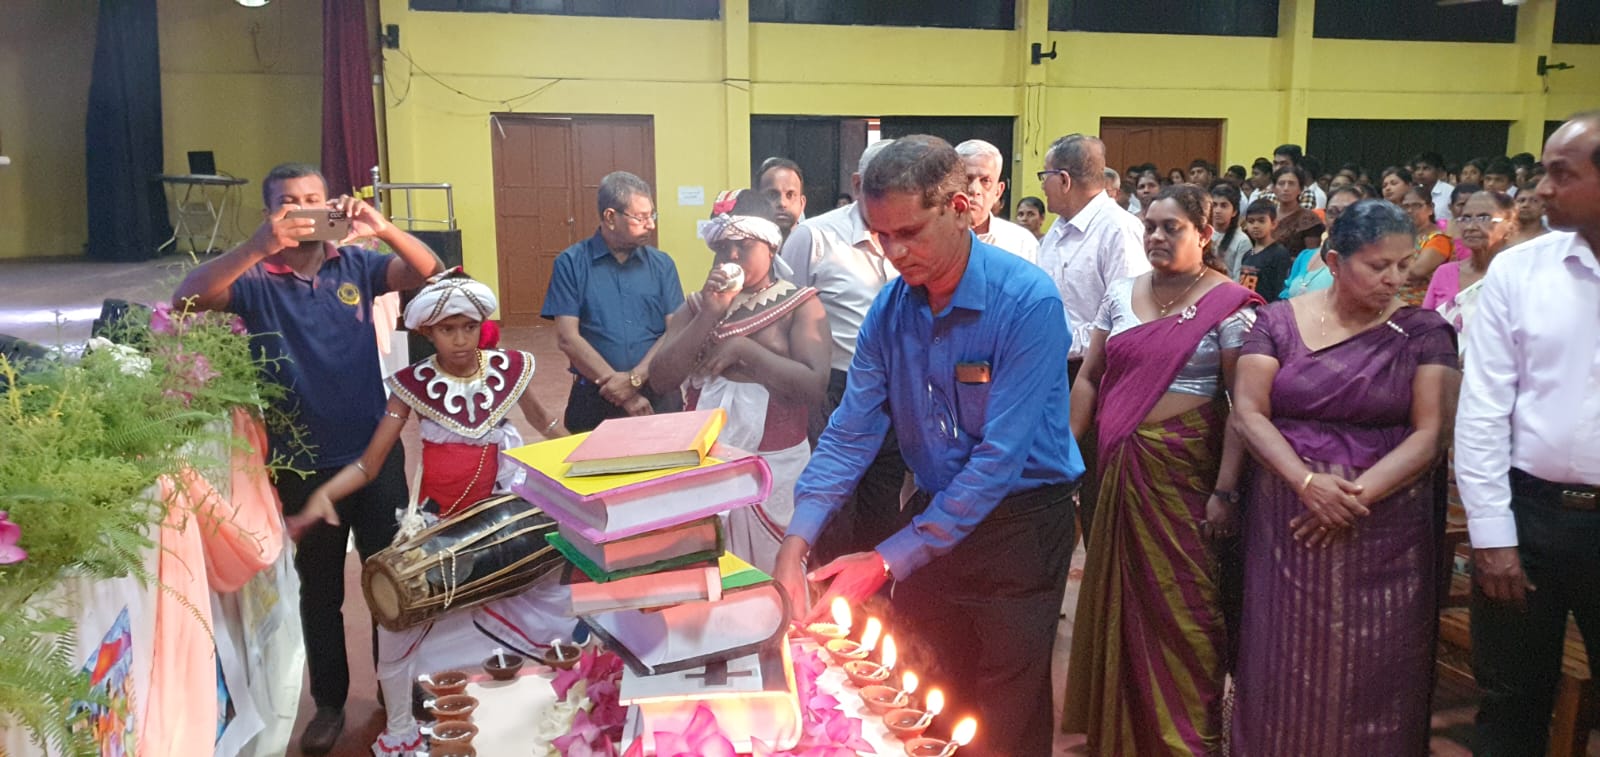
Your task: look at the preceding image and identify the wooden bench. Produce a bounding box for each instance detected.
[1437,525,1600,756]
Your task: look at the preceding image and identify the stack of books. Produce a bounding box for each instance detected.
[500,410,804,754]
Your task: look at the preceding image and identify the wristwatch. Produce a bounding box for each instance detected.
[628,372,643,389]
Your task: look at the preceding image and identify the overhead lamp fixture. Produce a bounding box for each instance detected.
[236,0,269,7]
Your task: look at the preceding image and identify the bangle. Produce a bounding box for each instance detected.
[354,460,370,478]
[544,418,560,435]
[1300,472,1315,492]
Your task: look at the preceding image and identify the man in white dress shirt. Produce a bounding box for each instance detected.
[1035,133,1150,540]
[1412,150,1455,222]
[779,139,906,561]
[1456,113,1600,756]
[955,139,1038,265]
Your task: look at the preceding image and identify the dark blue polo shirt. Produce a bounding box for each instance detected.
[229,245,392,470]
[540,230,684,374]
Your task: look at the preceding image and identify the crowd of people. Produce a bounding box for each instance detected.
[171,111,1600,757]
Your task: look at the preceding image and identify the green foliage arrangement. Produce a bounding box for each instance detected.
[0,302,294,756]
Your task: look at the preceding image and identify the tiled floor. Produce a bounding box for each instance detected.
[2,255,1594,756]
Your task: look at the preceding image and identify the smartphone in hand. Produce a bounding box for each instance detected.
[285,208,352,242]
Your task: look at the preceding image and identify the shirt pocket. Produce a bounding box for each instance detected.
[952,371,993,437]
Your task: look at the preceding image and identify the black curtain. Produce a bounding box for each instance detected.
[86,0,171,261]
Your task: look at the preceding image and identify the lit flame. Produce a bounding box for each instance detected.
[926,688,945,716]
[901,670,919,695]
[951,718,977,746]
[830,597,852,632]
[880,635,897,670]
[860,618,883,652]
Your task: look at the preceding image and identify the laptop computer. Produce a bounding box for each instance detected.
[187,150,217,176]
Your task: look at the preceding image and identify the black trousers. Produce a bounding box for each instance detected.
[562,376,682,433]
[1067,358,1099,547]
[890,483,1077,757]
[808,369,911,565]
[1472,469,1600,756]
[274,445,406,709]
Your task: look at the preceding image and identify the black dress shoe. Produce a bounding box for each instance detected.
[299,706,345,755]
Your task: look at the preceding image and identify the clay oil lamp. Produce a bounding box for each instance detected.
[542,638,581,671]
[884,688,943,741]
[805,596,853,644]
[418,670,470,698]
[483,647,525,681]
[843,631,896,688]
[425,693,478,723]
[903,717,977,757]
[861,670,917,716]
[827,616,880,667]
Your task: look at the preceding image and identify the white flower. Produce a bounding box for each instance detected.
[531,697,583,754]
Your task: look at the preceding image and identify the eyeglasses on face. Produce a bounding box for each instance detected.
[1036,169,1068,183]
[1457,214,1506,226]
[619,210,658,224]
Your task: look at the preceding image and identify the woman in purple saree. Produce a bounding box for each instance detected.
[1230,200,1459,755]
[1064,185,1263,755]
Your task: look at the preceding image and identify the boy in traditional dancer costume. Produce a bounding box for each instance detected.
[288,272,573,756]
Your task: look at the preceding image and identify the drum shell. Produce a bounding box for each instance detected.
[363,494,561,631]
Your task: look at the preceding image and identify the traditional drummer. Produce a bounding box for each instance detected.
[287,271,571,755]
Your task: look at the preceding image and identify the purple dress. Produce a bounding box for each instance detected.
[1230,303,1457,756]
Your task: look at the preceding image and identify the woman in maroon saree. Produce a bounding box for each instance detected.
[1230,199,1459,755]
[1064,185,1263,755]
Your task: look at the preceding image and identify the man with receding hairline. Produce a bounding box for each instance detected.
[775,135,1083,757]
[1458,112,1600,756]
[954,139,1038,264]
[758,156,807,240]
[1035,134,1149,539]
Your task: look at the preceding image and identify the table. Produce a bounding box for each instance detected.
[155,173,248,255]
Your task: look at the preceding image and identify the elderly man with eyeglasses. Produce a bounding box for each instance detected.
[541,170,684,431]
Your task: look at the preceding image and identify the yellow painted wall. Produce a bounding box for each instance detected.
[0,1,98,259]
[0,0,320,261]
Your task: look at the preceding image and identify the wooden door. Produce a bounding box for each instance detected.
[491,114,655,327]
[1100,118,1222,180]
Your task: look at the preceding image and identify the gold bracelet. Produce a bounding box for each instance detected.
[1300,471,1315,492]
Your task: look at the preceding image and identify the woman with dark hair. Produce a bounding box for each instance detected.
[1064,185,1263,755]
[648,189,830,570]
[1458,158,1486,188]
[1230,199,1458,755]
[1270,166,1325,252]
[1444,182,1483,261]
[1399,184,1455,305]
[1281,184,1363,299]
[1379,165,1414,204]
[1015,195,1047,239]
[1209,182,1252,278]
[1168,167,1187,186]
[1425,190,1517,333]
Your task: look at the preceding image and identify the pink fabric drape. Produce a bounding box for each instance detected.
[321,0,378,197]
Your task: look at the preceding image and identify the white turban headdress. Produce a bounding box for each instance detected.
[700,213,784,252]
[403,275,498,330]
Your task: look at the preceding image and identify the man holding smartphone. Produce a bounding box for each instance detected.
[174,162,442,754]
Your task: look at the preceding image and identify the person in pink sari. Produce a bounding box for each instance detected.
[1230,199,1459,755]
[1063,185,1263,755]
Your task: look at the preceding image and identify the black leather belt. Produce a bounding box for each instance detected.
[1511,468,1600,511]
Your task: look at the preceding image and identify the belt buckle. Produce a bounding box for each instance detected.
[1560,489,1598,511]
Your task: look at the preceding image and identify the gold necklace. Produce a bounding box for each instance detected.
[1318,290,1386,342]
[1152,268,1208,316]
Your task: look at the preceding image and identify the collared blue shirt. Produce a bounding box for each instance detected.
[540,230,684,373]
[788,234,1083,577]
[229,244,392,470]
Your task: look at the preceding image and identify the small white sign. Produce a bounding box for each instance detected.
[678,186,705,206]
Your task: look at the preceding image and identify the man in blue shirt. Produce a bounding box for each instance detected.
[775,136,1083,756]
[174,163,442,754]
[542,171,684,431]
